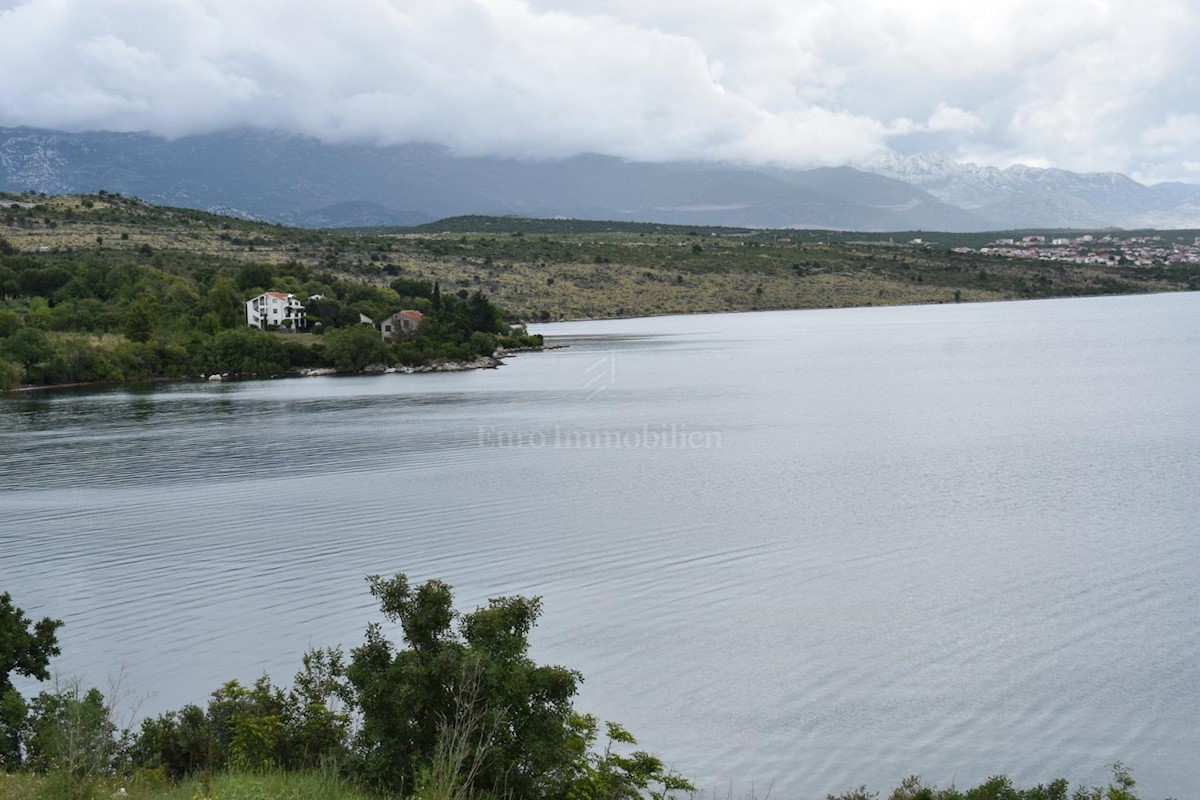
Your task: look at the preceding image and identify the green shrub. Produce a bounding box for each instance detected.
[323,325,387,372]
[0,310,20,338]
[132,704,212,780]
[0,358,22,390]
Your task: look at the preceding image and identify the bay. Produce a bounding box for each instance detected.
[2,292,1198,798]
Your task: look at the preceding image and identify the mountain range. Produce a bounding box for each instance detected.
[3,126,1199,231]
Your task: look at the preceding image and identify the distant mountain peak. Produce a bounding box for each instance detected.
[860,151,1200,228]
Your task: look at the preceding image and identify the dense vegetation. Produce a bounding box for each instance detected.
[0,586,1174,800]
[0,197,541,389]
[1,581,692,800]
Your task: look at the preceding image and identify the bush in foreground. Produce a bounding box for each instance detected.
[826,763,1163,800]
[123,575,691,800]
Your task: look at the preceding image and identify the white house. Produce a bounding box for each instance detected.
[246,291,306,331]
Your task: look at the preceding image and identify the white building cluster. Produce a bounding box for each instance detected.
[244,291,427,341]
[953,234,1200,267]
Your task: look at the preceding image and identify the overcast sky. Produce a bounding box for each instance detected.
[1,0,1197,182]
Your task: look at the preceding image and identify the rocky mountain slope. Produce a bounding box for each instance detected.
[865,152,1200,229]
[3,126,1198,230]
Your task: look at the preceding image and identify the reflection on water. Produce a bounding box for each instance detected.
[3,293,1199,799]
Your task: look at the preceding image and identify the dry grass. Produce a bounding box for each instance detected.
[396,255,1010,319]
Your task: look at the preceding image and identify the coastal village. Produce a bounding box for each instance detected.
[950,233,1200,266]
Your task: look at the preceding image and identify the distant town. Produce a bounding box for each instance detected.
[947,234,1200,266]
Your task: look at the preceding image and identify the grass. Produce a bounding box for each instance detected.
[0,770,381,800]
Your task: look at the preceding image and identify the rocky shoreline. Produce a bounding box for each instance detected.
[6,345,566,393]
[192,344,567,383]
[296,354,501,378]
[289,344,564,378]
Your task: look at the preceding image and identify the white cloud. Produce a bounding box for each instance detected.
[887,105,986,137]
[1141,114,1200,154]
[0,0,1197,180]
[924,106,986,135]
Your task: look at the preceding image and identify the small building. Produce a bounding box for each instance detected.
[381,310,424,343]
[246,291,306,331]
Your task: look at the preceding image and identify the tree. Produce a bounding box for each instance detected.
[131,703,211,780]
[236,264,273,293]
[1072,763,1139,800]
[206,328,290,376]
[0,266,18,300]
[305,296,346,330]
[346,575,691,800]
[465,290,504,334]
[131,646,352,779]
[123,294,159,343]
[566,719,695,800]
[17,266,73,299]
[0,310,20,339]
[391,278,434,300]
[24,683,117,786]
[323,325,387,372]
[0,592,63,769]
[347,575,583,796]
[205,677,289,772]
[204,277,242,329]
[0,327,55,371]
[0,358,23,390]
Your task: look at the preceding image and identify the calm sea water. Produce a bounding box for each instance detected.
[3,293,1198,798]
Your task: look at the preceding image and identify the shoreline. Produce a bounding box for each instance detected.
[4,290,1193,395]
[1,344,567,396]
[527,286,1196,326]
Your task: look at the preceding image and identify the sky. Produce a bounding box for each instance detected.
[0,0,1197,183]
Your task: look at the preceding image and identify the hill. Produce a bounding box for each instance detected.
[3,192,1196,326]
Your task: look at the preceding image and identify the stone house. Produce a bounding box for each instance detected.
[381,310,424,343]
